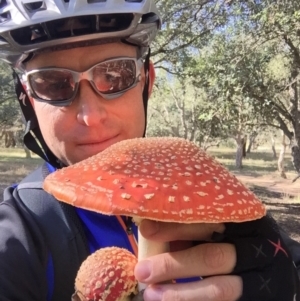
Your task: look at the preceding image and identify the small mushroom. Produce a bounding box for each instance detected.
[43,137,266,292]
[72,247,138,301]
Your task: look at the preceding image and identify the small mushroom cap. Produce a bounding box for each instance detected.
[43,137,266,223]
[73,247,138,301]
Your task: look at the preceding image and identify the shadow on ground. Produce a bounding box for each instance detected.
[249,185,300,243]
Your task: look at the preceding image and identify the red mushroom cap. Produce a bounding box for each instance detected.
[43,137,266,223]
[73,247,138,301]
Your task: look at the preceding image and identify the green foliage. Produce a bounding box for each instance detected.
[152,0,233,72]
[148,0,300,159]
[0,61,20,129]
[147,72,229,149]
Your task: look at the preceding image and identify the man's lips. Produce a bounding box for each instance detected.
[76,135,120,153]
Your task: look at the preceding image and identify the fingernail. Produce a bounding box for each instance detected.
[144,287,163,301]
[135,260,152,281]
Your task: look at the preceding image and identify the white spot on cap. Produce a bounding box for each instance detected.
[169,196,175,202]
[172,184,178,190]
[121,193,131,200]
[144,194,154,200]
[183,196,190,202]
[196,192,208,197]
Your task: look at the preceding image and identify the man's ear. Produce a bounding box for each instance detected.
[147,61,156,97]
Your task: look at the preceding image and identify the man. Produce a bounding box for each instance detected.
[0,1,299,300]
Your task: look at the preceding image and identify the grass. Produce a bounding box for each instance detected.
[0,146,296,175]
[0,145,297,195]
[207,146,296,177]
[281,193,300,203]
[0,147,42,188]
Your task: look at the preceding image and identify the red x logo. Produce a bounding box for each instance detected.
[268,239,288,257]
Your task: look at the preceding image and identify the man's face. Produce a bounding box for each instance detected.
[25,43,153,166]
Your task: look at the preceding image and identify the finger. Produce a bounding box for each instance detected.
[139,220,225,242]
[169,240,193,252]
[135,243,236,283]
[142,276,242,301]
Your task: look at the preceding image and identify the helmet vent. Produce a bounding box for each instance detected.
[87,0,106,3]
[0,0,8,9]
[23,1,46,12]
[10,14,134,45]
[0,11,10,23]
[0,35,8,45]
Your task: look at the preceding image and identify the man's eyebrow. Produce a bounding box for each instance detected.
[26,56,137,71]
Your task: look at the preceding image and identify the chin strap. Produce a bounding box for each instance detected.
[142,49,151,137]
[12,70,61,168]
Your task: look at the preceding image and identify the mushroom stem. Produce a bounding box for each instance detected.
[137,228,170,291]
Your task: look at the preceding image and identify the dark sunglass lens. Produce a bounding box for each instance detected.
[93,59,136,94]
[29,70,75,101]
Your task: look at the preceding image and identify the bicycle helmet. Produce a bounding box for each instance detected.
[0,0,161,68]
[0,0,161,167]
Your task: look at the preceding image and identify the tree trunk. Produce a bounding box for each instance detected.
[271,134,277,159]
[287,62,300,180]
[23,146,31,158]
[235,136,244,169]
[291,145,300,182]
[246,131,257,153]
[277,133,287,179]
[242,136,247,158]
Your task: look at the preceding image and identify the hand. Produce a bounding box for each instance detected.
[134,221,242,301]
[134,216,300,301]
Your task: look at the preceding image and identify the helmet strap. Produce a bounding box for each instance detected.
[142,49,151,137]
[12,71,61,168]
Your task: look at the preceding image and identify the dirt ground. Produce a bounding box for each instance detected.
[234,172,300,243]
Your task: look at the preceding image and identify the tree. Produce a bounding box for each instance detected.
[187,30,270,168]
[0,61,23,148]
[150,0,300,172]
[152,0,235,70]
[222,0,300,175]
[147,73,226,150]
[0,62,19,127]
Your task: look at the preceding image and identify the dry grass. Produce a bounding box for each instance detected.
[207,146,296,177]
[0,145,297,190]
[0,147,42,192]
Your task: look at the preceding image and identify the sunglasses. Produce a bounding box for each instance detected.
[25,57,144,106]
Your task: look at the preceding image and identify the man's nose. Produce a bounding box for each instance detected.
[75,80,108,126]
